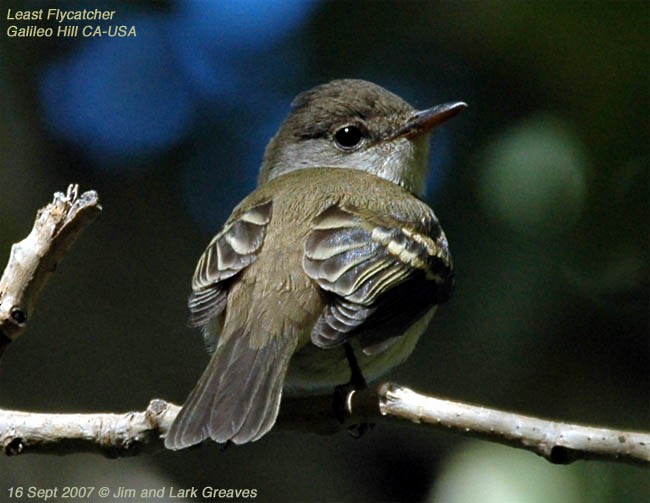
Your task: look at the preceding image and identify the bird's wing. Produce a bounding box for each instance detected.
[188,200,272,335]
[303,204,453,354]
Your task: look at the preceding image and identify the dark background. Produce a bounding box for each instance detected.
[1,1,648,502]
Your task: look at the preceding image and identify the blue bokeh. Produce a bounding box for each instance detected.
[38,1,318,165]
[40,16,194,162]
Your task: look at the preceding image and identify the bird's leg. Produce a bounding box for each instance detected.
[333,343,374,438]
[344,342,367,389]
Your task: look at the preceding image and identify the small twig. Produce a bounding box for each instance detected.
[0,184,101,356]
[374,383,650,467]
[0,400,179,457]
[0,386,648,466]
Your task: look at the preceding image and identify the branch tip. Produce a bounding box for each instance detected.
[0,184,101,353]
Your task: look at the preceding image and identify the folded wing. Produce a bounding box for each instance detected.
[188,200,272,350]
[303,204,453,354]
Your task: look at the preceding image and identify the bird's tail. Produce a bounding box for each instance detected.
[165,326,296,449]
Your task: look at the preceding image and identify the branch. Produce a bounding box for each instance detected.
[0,184,101,356]
[373,384,650,467]
[0,386,648,466]
[0,400,179,457]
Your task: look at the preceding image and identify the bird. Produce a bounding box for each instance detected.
[165,79,466,449]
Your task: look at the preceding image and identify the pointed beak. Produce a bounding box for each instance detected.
[391,101,467,140]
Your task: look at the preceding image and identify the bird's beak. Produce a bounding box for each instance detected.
[391,101,468,140]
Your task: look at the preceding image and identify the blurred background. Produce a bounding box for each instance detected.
[1,1,648,501]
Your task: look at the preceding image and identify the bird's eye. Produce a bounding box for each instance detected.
[334,125,364,149]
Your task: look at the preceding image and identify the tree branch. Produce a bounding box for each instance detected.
[0,186,648,467]
[0,400,179,457]
[373,384,650,467]
[0,184,101,356]
[0,386,648,466]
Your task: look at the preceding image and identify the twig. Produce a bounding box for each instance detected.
[0,386,648,466]
[374,383,650,467]
[0,184,101,356]
[0,400,179,457]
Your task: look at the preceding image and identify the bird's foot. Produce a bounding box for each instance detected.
[332,344,375,438]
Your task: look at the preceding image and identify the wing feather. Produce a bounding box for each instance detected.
[188,200,272,329]
[303,204,452,351]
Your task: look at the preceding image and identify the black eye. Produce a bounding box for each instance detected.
[334,125,364,149]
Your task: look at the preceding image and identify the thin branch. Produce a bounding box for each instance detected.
[0,184,101,356]
[0,400,179,457]
[373,384,650,467]
[0,386,648,466]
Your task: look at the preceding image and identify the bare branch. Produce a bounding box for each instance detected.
[0,386,648,466]
[374,383,650,467]
[0,184,101,356]
[0,400,179,457]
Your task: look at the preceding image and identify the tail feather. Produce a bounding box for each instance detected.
[165,328,295,449]
[227,340,291,443]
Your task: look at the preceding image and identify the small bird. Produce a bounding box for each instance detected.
[165,79,466,449]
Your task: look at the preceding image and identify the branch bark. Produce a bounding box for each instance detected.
[0,386,648,466]
[0,184,101,356]
[374,384,650,466]
[0,186,648,467]
[0,400,179,457]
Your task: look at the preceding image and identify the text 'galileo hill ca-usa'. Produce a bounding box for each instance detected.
[5,8,136,38]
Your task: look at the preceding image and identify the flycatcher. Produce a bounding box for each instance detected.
[166,79,466,449]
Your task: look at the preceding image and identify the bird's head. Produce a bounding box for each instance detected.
[259,79,466,196]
